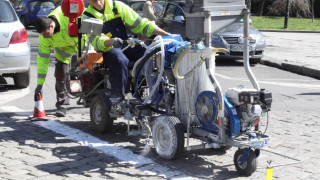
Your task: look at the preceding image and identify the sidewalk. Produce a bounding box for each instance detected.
[260,31,320,79]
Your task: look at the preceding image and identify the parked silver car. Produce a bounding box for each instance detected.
[158,2,265,62]
[0,0,30,88]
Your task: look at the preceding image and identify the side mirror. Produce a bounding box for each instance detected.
[174,16,185,23]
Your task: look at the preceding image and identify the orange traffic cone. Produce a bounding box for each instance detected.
[30,93,48,121]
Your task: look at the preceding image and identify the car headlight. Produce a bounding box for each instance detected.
[258,35,265,43]
[249,36,257,43]
[253,34,264,43]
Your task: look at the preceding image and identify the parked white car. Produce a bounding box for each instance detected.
[0,0,30,88]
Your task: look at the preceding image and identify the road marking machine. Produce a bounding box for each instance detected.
[62,0,272,176]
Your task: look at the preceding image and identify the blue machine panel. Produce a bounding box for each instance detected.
[195,91,241,136]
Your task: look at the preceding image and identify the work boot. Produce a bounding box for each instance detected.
[56,107,67,117]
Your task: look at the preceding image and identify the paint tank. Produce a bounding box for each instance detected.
[175,49,215,126]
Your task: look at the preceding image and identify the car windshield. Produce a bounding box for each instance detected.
[130,2,144,12]
[30,1,55,9]
[0,1,17,22]
[123,1,164,16]
[154,2,164,14]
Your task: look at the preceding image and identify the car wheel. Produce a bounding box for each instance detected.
[20,16,28,28]
[0,75,7,85]
[250,58,261,64]
[13,69,30,88]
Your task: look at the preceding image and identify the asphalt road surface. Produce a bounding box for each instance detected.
[0,29,319,179]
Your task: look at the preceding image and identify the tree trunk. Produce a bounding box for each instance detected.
[312,0,314,22]
[257,0,265,16]
[246,0,252,11]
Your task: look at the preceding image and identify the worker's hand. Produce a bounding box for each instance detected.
[126,38,136,48]
[112,38,124,48]
[34,85,43,101]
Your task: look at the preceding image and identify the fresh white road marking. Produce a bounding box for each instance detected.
[4,107,197,179]
[34,120,194,179]
[215,73,320,90]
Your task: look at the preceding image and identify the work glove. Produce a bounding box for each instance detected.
[126,38,136,48]
[34,85,43,101]
[112,38,124,48]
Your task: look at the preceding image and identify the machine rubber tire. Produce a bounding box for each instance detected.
[234,148,257,176]
[13,69,30,88]
[90,95,114,133]
[152,116,184,160]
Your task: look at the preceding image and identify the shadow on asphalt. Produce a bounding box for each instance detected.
[0,85,20,92]
[0,113,163,178]
[43,116,242,179]
[215,58,258,67]
[0,112,244,179]
[298,92,320,96]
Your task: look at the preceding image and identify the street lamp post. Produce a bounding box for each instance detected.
[284,0,290,29]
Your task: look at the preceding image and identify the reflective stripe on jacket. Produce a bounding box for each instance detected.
[82,0,158,52]
[37,6,81,85]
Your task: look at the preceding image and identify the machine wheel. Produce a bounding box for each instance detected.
[133,47,173,113]
[90,95,114,133]
[133,47,161,103]
[13,69,30,88]
[152,116,184,160]
[234,148,257,176]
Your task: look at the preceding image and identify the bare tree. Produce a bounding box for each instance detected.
[246,0,252,10]
[311,0,314,22]
[257,0,266,16]
[268,0,312,18]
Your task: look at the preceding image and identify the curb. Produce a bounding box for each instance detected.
[259,29,320,33]
[260,59,320,80]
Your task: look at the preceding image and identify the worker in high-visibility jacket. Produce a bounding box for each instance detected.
[82,0,170,103]
[34,6,123,117]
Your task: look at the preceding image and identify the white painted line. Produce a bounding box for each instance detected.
[215,73,232,80]
[36,120,153,165]
[215,73,320,90]
[33,120,196,179]
[4,107,197,178]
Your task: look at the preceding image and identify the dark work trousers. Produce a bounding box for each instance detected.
[54,60,70,109]
[103,45,145,97]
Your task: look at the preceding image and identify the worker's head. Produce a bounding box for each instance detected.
[35,17,55,38]
[89,0,105,11]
